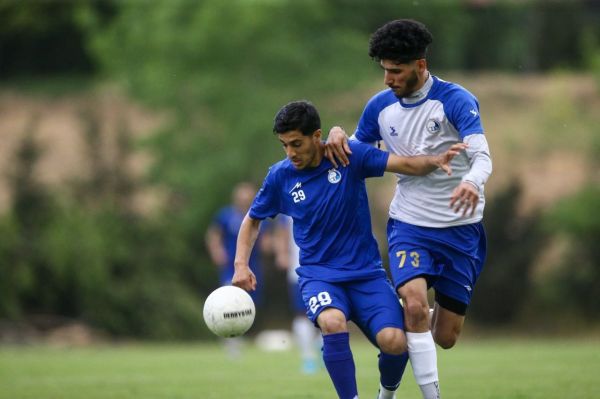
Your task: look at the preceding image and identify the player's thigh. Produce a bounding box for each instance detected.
[396,277,432,332]
[347,277,404,345]
[300,279,350,330]
[397,277,429,306]
[386,220,442,291]
[431,302,465,349]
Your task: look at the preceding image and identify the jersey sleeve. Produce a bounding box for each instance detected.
[444,89,484,140]
[349,141,390,179]
[249,167,281,220]
[354,95,384,143]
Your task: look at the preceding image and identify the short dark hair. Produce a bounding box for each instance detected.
[368,19,433,63]
[273,100,321,136]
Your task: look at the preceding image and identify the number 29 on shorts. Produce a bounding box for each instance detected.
[309,291,332,314]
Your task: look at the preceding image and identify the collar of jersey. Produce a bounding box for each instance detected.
[286,156,332,173]
[397,74,436,108]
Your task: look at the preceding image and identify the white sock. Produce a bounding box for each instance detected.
[292,316,318,361]
[406,331,440,399]
[377,383,396,399]
[223,337,242,359]
[420,382,440,399]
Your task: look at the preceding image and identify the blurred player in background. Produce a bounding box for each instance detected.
[326,19,492,399]
[274,215,321,375]
[233,100,465,399]
[205,181,266,356]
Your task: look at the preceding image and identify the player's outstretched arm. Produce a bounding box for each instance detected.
[385,143,467,176]
[324,126,352,168]
[232,214,261,292]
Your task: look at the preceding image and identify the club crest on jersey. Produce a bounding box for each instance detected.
[426,119,441,134]
[327,169,342,184]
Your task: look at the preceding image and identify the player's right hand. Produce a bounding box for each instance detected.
[436,143,468,175]
[232,266,257,292]
[325,126,352,168]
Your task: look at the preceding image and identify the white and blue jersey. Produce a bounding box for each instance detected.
[356,74,491,310]
[250,141,389,283]
[355,74,489,227]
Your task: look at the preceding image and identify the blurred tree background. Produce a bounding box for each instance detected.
[0,0,598,340]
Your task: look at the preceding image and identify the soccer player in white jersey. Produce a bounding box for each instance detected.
[326,19,493,399]
[233,100,465,399]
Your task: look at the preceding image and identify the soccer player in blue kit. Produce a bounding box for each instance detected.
[326,19,493,399]
[233,100,466,399]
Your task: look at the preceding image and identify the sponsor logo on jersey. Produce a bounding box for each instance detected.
[470,108,478,117]
[426,119,441,133]
[288,181,302,193]
[327,169,342,184]
[389,126,398,136]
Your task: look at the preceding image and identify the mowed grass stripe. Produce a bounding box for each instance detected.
[1,338,598,398]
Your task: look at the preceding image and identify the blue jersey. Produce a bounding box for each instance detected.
[212,206,262,283]
[250,141,389,282]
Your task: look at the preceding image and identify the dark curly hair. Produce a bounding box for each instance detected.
[273,100,321,136]
[369,19,433,63]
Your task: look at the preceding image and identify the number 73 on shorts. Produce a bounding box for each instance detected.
[396,250,420,268]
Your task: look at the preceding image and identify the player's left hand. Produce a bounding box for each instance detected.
[450,182,479,217]
[232,266,257,292]
[324,126,352,168]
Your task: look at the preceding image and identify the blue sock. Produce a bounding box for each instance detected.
[378,351,409,391]
[322,332,357,399]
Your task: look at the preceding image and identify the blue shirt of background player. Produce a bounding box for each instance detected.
[249,141,389,282]
[212,206,262,285]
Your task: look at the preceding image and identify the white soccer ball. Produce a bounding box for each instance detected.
[203,285,256,338]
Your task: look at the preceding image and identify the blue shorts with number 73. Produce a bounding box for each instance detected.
[387,218,487,307]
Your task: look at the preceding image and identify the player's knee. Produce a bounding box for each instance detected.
[403,299,430,329]
[376,327,407,355]
[433,328,459,349]
[317,310,347,334]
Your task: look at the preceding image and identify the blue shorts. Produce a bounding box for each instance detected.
[299,275,404,345]
[387,219,487,309]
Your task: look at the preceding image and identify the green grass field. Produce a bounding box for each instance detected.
[1,337,598,399]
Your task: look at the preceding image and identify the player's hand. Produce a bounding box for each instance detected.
[232,266,257,292]
[436,143,468,175]
[450,181,479,217]
[324,126,352,168]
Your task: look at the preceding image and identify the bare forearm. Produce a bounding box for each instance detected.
[386,154,439,176]
[234,214,261,270]
[386,143,466,176]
